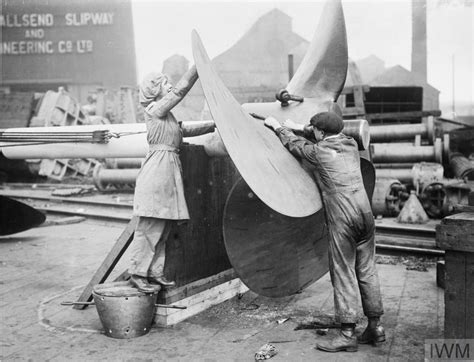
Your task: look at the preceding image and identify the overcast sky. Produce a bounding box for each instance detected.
[131,0,473,114]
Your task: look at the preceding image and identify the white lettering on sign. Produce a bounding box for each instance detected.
[65,13,114,26]
[25,29,45,39]
[0,14,54,27]
[0,41,54,54]
[58,40,73,54]
[76,40,93,53]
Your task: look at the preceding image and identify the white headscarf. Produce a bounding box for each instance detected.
[139,72,167,107]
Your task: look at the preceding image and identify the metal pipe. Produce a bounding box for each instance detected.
[105,158,144,169]
[369,116,435,144]
[371,138,442,164]
[375,163,415,169]
[342,119,370,150]
[93,164,139,191]
[375,168,412,183]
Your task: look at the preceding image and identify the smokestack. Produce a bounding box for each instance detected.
[411,0,427,82]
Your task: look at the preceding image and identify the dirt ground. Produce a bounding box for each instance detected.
[1,218,444,361]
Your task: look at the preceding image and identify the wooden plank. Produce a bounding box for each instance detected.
[157,269,237,305]
[74,216,138,309]
[444,251,466,338]
[192,30,321,218]
[154,277,248,326]
[223,178,328,297]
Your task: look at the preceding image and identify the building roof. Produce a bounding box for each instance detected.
[371,65,439,93]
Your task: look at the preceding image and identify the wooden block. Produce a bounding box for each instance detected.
[436,260,445,289]
[154,277,249,326]
[157,269,237,305]
[444,251,467,338]
[436,213,474,252]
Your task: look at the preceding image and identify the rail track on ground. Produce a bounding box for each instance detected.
[1,183,443,256]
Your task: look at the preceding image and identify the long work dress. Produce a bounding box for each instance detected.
[133,101,189,221]
[128,102,188,278]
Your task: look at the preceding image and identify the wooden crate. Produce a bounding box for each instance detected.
[436,212,474,338]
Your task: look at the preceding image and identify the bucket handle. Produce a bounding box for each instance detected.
[61,301,187,309]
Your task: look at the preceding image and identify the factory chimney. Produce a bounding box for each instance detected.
[411,0,427,82]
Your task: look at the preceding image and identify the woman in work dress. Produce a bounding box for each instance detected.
[128,67,214,293]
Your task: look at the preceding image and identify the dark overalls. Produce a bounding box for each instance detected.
[276,128,384,323]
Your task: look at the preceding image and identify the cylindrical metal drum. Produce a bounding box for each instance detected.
[450,153,474,180]
[92,282,158,339]
[369,117,435,144]
[375,168,412,183]
[342,119,370,150]
[93,164,139,191]
[371,138,443,164]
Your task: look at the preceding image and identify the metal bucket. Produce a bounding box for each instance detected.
[92,281,158,339]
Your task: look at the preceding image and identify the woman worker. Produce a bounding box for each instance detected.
[128,66,214,293]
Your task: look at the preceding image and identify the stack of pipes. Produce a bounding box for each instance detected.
[369,116,473,218]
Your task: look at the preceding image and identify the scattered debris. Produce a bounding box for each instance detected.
[294,315,341,331]
[376,255,437,272]
[254,343,277,360]
[240,303,259,311]
[52,186,95,197]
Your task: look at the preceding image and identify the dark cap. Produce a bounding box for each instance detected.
[309,112,344,134]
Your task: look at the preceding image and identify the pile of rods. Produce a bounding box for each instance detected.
[0,130,112,146]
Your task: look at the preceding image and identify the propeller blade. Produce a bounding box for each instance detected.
[287,0,348,102]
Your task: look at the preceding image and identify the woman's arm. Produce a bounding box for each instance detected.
[181,120,216,137]
[152,65,199,118]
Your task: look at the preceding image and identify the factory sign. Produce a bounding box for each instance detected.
[0,0,137,88]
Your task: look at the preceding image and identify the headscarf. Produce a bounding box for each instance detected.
[139,72,166,107]
[310,111,344,134]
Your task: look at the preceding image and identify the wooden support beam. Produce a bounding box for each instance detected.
[74,216,138,309]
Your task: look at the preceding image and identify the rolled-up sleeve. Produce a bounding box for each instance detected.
[181,121,215,137]
[276,127,317,163]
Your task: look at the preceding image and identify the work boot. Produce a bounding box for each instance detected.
[358,318,386,346]
[148,276,176,288]
[130,275,159,293]
[316,328,358,352]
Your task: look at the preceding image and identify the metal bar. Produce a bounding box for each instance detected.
[61,301,187,309]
